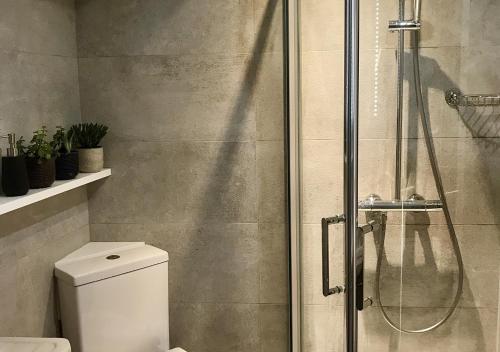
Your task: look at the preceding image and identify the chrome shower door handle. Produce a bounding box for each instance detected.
[355,220,381,310]
[322,214,346,296]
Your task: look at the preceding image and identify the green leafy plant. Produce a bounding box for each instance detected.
[70,123,108,148]
[51,126,74,156]
[23,126,54,162]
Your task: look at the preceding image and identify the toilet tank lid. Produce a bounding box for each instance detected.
[55,242,169,287]
[0,337,71,352]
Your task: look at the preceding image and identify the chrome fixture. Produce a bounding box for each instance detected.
[370,9,465,332]
[388,0,422,31]
[321,213,381,311]
[321,214,346,296]
[343,0,361,349]
[446,88,500,108]
[358,196,443,212]
[388,20,421,31]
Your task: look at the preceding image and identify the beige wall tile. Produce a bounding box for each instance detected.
[0,0,88,337]
[78,55,256,142]
[76,0,254,57]
[300,50,343,140]
[16,0,77,57]
[257,141,286,223]
[256,51,285,141]
[259,223,289,304]
[0,190,90,336]
[87,138,257,224]
[303,305,344,352]
[170,302,260,352]
[259,304,289,352]
[463,0,500,47]
[301,139,343,224]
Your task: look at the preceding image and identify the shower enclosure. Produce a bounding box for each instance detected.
[287,0,500,351]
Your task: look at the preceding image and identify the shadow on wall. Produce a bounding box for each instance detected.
[359,50,499,350]
[0,190,89,337]
[168,0,280,350]
[404,50,500,226]
[364,212,487,352]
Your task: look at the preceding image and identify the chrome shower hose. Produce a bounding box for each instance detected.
[374,31,465,334]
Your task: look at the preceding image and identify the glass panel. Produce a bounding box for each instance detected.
[296,0,500,351]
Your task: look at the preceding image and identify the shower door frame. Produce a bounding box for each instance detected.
[286,0,361,351]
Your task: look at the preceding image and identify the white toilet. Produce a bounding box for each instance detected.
[54,242,186,352]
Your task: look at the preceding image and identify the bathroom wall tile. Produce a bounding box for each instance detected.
[0,0,76,56]
[169,303,260,352]
[301,139,343,224]
[413,47,468,138]
[76,0,254,57]
[12,224,89,337]
[302,305,343,352]
[359,49,398,140]
[256,51,285,141]
[300,0,344,52]
[360,46,466,140]
[259,304,289,352]
[358,139,397,201]
[0,189,89,254]
[0,0,18,51]
[258,223,288,304]
[257,141,286,223]
[16,0,77,57]
[460,46,500,94]
[300,50,343,140]
[78,54,256,142]
[87,138,256,224]
[408,137,500,225]
[463,0,500,47]
[417,0,462,48]
[0,190,90,337]
[0,52,81,138]
[90,222,260,304]
[302,139,396,223]
[364,224,500,309]
[254,0,283,54]
[359,307,498,352]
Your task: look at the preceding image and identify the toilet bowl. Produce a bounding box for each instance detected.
[55,242,186,352]
[0,337,70,352]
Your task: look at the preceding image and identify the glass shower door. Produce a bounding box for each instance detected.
[291,0,500,351]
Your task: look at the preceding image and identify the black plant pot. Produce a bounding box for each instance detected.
[56,151,79,180]
[2,155,30,196]
[26,157,56,189]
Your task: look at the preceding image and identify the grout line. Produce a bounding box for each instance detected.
[0,47,77,59]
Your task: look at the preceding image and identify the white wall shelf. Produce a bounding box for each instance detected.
[0,168,111,216]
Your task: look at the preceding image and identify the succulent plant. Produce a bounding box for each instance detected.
[70,123,108,149]
[51,126,74,156]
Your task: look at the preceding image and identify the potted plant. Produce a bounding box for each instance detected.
[52,126,79,180]
[20,127,56,189]
[70,123,108,173]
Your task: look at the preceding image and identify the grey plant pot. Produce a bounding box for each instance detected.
[78,147,104,173]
